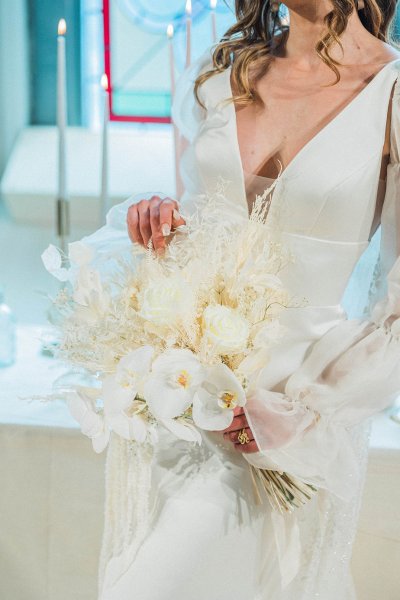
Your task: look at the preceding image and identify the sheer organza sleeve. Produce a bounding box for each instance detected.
[243,79,400,502]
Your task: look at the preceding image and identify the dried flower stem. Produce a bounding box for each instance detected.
[250,465,318,514]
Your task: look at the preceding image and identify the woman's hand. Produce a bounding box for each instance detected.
[222,406,260,453]
[127,195,186,254]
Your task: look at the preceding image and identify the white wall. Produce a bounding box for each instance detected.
[0,0,30,179]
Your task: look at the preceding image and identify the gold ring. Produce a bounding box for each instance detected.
[237,428,250,444]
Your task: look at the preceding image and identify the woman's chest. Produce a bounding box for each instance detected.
[235,66,388,179]
[191,58,399,241]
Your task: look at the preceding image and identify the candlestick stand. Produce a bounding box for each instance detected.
[57,197,70,256]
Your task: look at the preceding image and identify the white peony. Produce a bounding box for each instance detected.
[192,363,246,430]
[144,348,205,419]
[202,305,250,354]
[138,277,191,327]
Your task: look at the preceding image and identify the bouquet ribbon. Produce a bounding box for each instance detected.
[270,510,302,589]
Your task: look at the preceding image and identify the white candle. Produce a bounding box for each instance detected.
[210,0,217,43]
[167,24,183,200]
[100,73,110,222]
[57,18,69,251]
[167,24,175,97]
[185,0,192,68]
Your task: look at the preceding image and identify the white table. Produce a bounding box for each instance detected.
[0,326,399,600]
[0,327,105,600]
[0,125,176,228]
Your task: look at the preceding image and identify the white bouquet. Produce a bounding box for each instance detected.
[42,186,315,512]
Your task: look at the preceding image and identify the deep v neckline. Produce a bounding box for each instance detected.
[228,57,400,184]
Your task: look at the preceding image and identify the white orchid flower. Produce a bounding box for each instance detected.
[192,363,246,431]
[160,417,203,444]
[102,346,154,443]
[66,388,110,453]
[144,348,205,419]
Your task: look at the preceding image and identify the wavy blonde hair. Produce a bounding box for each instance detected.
[195,0,399,107]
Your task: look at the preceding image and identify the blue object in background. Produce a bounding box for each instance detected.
[106,0,236,121]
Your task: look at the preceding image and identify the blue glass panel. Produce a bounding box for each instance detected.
[108,0,235,120]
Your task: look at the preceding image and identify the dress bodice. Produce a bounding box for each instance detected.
[173,53,400,310]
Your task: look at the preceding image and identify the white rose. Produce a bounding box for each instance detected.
[202,305,249,355]
[139,278,189,326]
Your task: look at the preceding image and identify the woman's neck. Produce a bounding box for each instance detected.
[282,1,383,69]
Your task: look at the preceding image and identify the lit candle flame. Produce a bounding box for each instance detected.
[101,73,109,92]
[210,0,217,9]
[185,0,192,17]
[167,24,174,39]
[58,18,67,36]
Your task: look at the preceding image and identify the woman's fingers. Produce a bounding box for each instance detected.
[137,200,153,247]
[224,426,254,445]
[234,440,259,453]
[171,207,186,229]
[154,198,175,254]
[127,196,186,251]
[150,198,165,253]
[156,198,186,254]
[233,406,245,417]
[127,204,143,245]
[221,407,259,452]
[158,198,176,237]
[223,413,249,433]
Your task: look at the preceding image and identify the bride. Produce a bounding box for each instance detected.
[93,1,400,599]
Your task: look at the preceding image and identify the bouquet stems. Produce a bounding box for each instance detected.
[249,465,318,514]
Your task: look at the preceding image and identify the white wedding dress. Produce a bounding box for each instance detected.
[89,51,400,600]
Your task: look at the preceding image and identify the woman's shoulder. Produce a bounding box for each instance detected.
[380,42,400,61]
[374,44,400,75]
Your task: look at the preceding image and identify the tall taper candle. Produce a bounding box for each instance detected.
[57,18,69,254]
[167,24,183,198]
[167,24,175,96]
[100,73,110,222]
[185,0,192,68]
[210,0,217,43]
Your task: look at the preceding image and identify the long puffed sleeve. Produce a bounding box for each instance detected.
[243,80,400,502]
[171,51,210,144]
[171,49,218,216]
